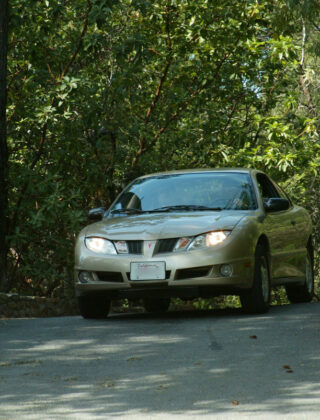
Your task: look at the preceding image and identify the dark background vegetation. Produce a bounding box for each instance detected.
[1,0,320,303]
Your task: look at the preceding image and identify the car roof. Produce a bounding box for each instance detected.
[137,168,260,180]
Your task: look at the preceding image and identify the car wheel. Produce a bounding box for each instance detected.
[143,298,170,314]
[240,244,271,314]
[285,248,314,303]
[78,295,111,319]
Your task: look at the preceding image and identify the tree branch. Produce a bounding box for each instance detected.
[10,123,48,233]
[9,1,93,234]
[130,45,236,172]
[30,123,48,170]
[145,58,172,121]
[300,19,306,68]
[299,20,319,127]
[0,0,9,291]
[60,0,92,79]
[145,3,173,122]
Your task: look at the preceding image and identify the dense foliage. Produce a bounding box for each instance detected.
[3,0,320,297]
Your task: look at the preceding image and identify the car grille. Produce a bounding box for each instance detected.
[126,240,143,254]
[96,272,124,283]
[175,266,212,280]
[156,238,178,253]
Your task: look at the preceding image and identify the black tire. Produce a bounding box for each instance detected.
[286,247,314,303]
[78,295,111,319]
[240,244,271,314]
[143,298,170,314]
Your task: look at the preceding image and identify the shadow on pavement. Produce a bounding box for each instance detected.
[0,302,320,418]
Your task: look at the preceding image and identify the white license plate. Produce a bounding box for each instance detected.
[130,262,166,281]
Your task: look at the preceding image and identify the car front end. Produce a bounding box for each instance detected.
[74,169,264,317]
[75,211,258,302]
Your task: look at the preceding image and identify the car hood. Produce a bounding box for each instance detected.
[83,211,250,240]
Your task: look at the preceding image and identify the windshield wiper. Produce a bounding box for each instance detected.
[111,208,145,214]
[111,205,222,214]
[148,205,222,212]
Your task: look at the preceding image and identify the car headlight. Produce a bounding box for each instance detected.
[189,231,230,250]
[174,231,231,252]
[85,237,117,254]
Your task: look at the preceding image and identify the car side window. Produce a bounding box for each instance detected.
[256,173,280,202]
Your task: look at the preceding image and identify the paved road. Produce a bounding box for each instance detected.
[1,302,320,419]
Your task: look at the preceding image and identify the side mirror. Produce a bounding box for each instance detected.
[264,198,289,213]
[88,207,106,221]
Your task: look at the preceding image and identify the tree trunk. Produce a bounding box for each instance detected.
[0,0,9,292]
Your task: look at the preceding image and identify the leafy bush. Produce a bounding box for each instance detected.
[5,0,320,298]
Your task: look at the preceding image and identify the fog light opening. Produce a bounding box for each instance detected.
[78,271,92,283]
[220,264,233,277]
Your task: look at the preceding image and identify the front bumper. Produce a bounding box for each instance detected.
[75,240,255,299]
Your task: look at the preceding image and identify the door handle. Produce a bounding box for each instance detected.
[291,220,296,226]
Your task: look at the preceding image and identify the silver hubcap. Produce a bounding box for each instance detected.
[260,257,269,302]
[305,254,313,294]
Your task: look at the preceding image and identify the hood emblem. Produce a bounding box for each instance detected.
[148,242,152,249]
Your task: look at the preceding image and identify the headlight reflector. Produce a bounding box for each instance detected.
[85,237,117,254]
[206,231,229,246]
[188,231,230,251]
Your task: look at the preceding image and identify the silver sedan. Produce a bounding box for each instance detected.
[74,168,313,318]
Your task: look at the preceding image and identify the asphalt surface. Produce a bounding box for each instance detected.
[1,302,320,419]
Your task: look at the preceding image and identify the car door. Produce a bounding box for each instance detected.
[271,178,308,280]
[256,173,303,281]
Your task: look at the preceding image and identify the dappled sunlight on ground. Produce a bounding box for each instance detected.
[1,303,320,419]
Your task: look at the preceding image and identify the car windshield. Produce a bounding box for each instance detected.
[110,172,257,214]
